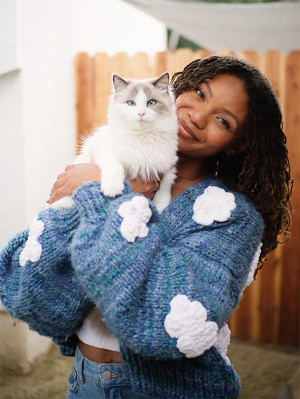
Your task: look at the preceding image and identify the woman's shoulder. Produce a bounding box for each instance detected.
[170,175,263,224]
[160,175,264,250]
[203,176,263,219]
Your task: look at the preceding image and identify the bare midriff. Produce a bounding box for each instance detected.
[78,340,123,363]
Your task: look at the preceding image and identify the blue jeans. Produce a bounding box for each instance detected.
[66,346,150,399]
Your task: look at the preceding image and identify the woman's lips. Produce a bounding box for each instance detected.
[178,120,197,140]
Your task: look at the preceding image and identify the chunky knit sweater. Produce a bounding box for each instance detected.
[0,176,264,398]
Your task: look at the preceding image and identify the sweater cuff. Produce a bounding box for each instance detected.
[72,180,132,220]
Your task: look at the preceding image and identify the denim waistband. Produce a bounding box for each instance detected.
[73,345,130,387]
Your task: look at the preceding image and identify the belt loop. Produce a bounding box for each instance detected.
[78,353,84,384]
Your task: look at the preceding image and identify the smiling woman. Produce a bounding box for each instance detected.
[176,74,248,161]
[172,56,291,263]
[0,55,292,399]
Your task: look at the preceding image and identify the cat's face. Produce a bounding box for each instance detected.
[108,73,175,131]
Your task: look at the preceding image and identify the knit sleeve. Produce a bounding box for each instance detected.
[0,205,92,348]
[71,181,264,360]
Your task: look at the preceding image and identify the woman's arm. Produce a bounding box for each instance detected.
[48,163,160,204]
[70,181,264,360]
[0,205,91,351]
[0,163,160,350]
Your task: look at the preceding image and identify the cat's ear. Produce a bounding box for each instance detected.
[152,72,170,91]
[112,74,128,92]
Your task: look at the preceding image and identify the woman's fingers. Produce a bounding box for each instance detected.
[129,177,160,199]
[49,163,101,204]
[50,176,66,196]
[49,186,68,204]
[65,164,77,171]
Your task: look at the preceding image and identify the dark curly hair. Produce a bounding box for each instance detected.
[172,55,292,274]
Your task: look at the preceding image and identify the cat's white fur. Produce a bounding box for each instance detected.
[51,72,178,213]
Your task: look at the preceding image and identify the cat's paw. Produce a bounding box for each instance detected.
[101,180,124,197]
[50,196,74,210]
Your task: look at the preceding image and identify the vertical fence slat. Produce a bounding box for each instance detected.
[262,51,285,103]
[239,50,261,67]
[131,52,151,78]
[257,51,285,344]
[111,52,131,77]
[74,53,94,147]
[217,50,235,56]
[153,51,169,76]
[94,53,111,127]
[229,288,253,341]
[279,51,300,346]
[193,50,212,60]
[173,48,194,73]
[258,248,282,343]
[165,51,178,77]
[271,246,284,344]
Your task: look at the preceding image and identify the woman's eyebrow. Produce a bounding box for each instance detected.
[203,81,213,97]
[222,108,240,127]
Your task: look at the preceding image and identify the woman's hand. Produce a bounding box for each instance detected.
[130,177,160,200]
[49,163,101,204]
[48,162,160,204]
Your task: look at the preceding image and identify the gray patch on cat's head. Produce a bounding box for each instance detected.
[151,72,170,91]
[112,74,129,92]
[112,73,174,117]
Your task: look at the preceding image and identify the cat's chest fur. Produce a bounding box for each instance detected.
[94,125,178,180]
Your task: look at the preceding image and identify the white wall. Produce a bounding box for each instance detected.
[0,70,26,246]
[0,0,166,373]
[124,0,300,53]
[0,0,21,74]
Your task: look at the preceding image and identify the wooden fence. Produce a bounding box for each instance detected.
[74,49,300,347]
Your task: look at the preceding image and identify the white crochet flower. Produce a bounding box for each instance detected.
[244,243,263,287]
[164,294,218,358]
[215,323,231,365]
[19,219,44,267]
[117,196,152,243]
[193,186,236,226]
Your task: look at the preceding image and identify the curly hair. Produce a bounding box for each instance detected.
[172,55,292,273]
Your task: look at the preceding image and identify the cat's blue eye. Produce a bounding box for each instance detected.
[147,99,156,107]
[127,100,136,106]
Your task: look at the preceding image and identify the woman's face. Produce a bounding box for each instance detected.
[175,74,249,159]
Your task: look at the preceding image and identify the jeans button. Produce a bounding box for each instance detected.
[103,370,112,380]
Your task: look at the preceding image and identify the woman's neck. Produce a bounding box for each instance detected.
[171,155,207,199]
[175,154,206,181]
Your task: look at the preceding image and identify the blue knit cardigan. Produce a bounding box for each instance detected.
[0,176,264,398]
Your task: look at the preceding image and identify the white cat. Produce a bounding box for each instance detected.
[51,72,178,213]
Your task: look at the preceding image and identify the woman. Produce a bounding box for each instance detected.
[0,56,292,398]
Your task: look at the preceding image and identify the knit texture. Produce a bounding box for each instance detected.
[70,176,263,397]
[0,206,91,355]
[0,176,264,397]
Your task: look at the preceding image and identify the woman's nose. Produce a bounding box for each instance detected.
[189,108,208,130]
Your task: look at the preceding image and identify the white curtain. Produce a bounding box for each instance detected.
[123,0,300,53]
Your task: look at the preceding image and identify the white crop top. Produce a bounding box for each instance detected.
[76,307,120,352]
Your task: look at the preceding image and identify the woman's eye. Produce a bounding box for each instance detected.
[147,99,156,107]
[127,100,136,106]
[195,88,205,100]
[218,117,231,130]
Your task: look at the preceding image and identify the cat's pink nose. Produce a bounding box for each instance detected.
[138,112,145,117]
